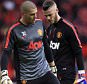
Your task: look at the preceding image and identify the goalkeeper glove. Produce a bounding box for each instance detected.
[74,70,87,84]
[50,66,57,77]
[1,70,13,84]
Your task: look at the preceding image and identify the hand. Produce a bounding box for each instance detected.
[74,70,87,84]
[50,66,57,77]
[1,70,13,84]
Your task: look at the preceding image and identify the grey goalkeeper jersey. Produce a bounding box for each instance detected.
[1,19,51,80]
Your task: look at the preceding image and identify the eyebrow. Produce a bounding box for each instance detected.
[29,13,37,15]
[45,13,52,17]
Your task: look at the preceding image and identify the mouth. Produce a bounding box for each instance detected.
[48,20,51,22]
[49,20,53,23]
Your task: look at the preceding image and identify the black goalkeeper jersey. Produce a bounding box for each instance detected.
[1,19,53,80]
[47,18,84,79]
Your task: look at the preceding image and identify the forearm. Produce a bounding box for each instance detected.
[49,60,57,77]
[1,49,11,70]
[1,49,13,84]
[74,49,86,83]
[44,41,54,63]
[75,49,84,70]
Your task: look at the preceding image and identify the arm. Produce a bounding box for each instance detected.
[1,27,15,84]
[66,25,86,83]
[42,25,54,63]
[66,26,84,70]
[42,25,57,76]
[49,61,57,77]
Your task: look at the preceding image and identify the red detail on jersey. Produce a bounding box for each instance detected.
[22,35,26,39]
[28,41,42,50]
[63,19,82,48]
[35,19,42,21]
[5,22,20,48]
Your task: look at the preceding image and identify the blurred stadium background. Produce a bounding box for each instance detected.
[0,0,87,83]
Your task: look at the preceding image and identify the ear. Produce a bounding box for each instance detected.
[56,8,59,12]
[20,12,24,16]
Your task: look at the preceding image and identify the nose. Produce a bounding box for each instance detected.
[32,14,37,20]
[32,13,37,18]
[35,14,37,18]
[46,16,51,20]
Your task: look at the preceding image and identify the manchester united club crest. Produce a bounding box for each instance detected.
[57,32,62,38]
[37,29,43,36]
[21,80,27,84]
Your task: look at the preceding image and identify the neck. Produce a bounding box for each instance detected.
[20,17,28,25]
[55,14,61,23]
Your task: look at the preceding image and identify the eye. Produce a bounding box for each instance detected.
[30,14,35,16]
[45,14,52,17]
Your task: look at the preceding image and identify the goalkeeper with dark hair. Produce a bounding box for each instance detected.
[42,0,87,84]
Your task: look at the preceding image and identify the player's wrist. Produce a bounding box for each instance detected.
[50,65,57,77]
[50,66,57,72]
[1,70,8,77]
[74,70,87,84]
[1,70,13,84]
[49,61,55,66]
[78,70,85,78]
[78,70,85,74]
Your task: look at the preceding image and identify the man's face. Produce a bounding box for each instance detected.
[24,8,37,24]
[43,5,58,24]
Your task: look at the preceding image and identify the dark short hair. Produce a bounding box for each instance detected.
[43,0,56,11]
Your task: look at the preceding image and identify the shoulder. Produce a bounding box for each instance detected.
[62,19,77,33]
[35,19,44,27]
[35,19,42,23]
[8,22,21,33]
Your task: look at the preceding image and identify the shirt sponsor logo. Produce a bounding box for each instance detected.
[27,41,42,50]
[50,41,60,50]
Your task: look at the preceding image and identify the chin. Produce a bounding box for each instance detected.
[49,21,53,24]
[51,21,54,24]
